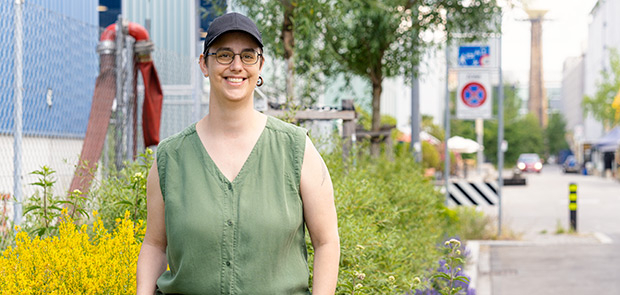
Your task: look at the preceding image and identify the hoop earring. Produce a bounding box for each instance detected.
[256,76,264,87]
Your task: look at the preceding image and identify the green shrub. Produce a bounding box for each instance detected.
[443,207,496,240]
[89,149,153,230]
[319,151,448,293]
[422,141,441,170]
[5,138,496,294]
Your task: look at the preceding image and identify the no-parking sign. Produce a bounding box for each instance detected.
[457,71,492,119]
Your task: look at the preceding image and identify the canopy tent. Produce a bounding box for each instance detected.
[594,126,620,152]
[448,136,483,154]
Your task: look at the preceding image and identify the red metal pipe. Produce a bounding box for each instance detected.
[100,22,150,41]
[70,21,163,194]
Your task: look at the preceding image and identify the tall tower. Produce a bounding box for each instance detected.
[523,2,549,127]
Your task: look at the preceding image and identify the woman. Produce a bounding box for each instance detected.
[136,12,340,295]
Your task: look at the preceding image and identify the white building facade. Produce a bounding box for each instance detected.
[577,0,620,173]
[583,0,620,139]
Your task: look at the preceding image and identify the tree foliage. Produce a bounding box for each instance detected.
[233,0,502,156]
[200,0,227,21]
[323,0,501,155]
[583,48,620,129]
[233,0,330,106]
[545,112,569,157]
[422,114,445,141]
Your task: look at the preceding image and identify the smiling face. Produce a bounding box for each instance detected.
[200,31,264,105]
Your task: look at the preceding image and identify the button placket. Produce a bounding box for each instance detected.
[222,181,235,286]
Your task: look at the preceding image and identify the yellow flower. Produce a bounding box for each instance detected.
[0,212,144,294]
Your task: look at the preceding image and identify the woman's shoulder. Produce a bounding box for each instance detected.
[265,115,307,137]
[157,123,197,152]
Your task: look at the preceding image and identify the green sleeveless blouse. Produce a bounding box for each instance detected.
[155,116,310,295]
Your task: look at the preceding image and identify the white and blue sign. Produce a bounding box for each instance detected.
[461,82,487,107]
[458,45,491,67]
[457,71,493,120]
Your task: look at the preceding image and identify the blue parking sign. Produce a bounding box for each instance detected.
[458,46,490,67]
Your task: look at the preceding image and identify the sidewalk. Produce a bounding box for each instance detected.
[466,232,617,295]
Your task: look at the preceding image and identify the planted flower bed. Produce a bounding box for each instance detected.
[1,147,482,294]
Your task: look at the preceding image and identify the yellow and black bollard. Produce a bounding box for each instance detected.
[569,182,577,231]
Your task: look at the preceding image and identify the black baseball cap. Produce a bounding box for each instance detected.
[203,12,263,54]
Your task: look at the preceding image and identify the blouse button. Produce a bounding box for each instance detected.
[226,261,231,266]
[227,220,233,226]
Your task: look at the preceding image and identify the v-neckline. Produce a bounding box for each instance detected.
[193,116,271,187]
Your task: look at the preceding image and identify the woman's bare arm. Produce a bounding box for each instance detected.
[136,162,168,295]
[300,137,340,295]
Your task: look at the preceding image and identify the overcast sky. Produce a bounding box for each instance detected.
[501,0,598,86]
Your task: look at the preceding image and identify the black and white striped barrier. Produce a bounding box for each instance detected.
[445,181,499,206]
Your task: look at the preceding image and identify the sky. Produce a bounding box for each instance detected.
[501,0,599,86]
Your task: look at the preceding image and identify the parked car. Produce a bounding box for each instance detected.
[562,155,580,173]
[517,153,543,173]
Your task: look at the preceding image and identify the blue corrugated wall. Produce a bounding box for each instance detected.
[0,0,99,138]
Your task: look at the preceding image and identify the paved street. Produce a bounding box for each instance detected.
[482,164,620,238]
[488,244,620,295]
[471,165,620,295]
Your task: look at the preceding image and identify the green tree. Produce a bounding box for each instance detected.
[583,48,620,129]
[233,0,328,106]
[545,112,569,158]
[325,0,501,155]
[483,113,544,165]
[200,0,227,21]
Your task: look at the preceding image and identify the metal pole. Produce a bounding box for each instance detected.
[476,118,484,174]
[444,41,451,204]
[115,16,125,169]
[192,0,202,122]
[410,8,421,163]
[497,33,505,237]
[411,66,421,162]
[124,36,135,161]
[13,0,24,226]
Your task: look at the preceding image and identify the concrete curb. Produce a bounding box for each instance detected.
[464,241,479,290]
[466,240,491,295]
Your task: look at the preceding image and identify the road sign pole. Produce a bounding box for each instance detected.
[411,66,421,163]
[497,32,504,238]
[444,41,451,205]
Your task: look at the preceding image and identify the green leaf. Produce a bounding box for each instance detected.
[115,200,134,206]
[23,205,41,215]
[431,272,451,280]
[34,227,46,236]
[454,276,470,283]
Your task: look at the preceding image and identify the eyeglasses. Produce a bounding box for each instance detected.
[206,48,262,65]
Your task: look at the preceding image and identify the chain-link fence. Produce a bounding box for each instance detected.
[0,1,99,226]
[0,1,204,228]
